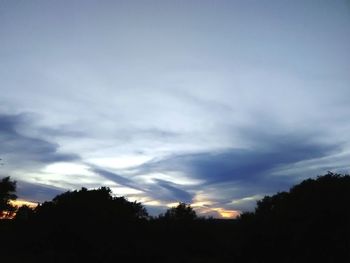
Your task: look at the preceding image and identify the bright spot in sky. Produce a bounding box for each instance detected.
[166,202,181,208]
[88,155,153,170]
[143,200,162,206]
[109,186,143,196]
[215,208,240,218]
[44,162,91,175]
[11,200,38,208]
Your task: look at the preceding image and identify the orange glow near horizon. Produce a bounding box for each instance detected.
[218,209,240,218]
[5,199,239,219]
[11,199,38,208]
[0,200,38,219]
[191,197,241,218]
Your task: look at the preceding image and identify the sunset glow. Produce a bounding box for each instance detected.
[11,200,38,208]
[1,0,349,218]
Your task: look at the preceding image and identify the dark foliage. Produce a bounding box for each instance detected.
[161,202,197,221]
[0,176,17,218]
[34,186,148,223]
[14,205,35,221]
[0,172,349,263]
[235,172,350,263]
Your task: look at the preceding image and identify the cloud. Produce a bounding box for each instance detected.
[1,1,349,216]
[16,180,64,203]
[0,111,347,215]
[229,194,264,211]
[0,113,81,195]
[92,166,193,203]
[91,166,144,191]
[136,132,340,185]
[151,179,193,203]
[126,131,342,213]
[0,113,79,168]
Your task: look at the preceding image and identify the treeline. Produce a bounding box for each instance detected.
[1,172,349,262]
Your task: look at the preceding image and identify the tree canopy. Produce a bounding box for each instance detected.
[0,176,17,218]
[162,202,197,221]
[0,172,350,263]
[35,186,148,222]
[236,172,350,262]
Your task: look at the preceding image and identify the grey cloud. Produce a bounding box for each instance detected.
[16,180,64,203]
[151,179,193,203]
[91,166,193,203]
[91,166,144,191]
[137,134,339,185]
[131,131,341,211]
[0,113,79,168]
[1,0,349,217]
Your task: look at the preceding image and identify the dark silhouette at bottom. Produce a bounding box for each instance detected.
[0,172,349,262]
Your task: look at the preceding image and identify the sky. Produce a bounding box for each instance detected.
[1,0,350,218]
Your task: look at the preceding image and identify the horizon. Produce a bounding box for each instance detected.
[1,0,350,218]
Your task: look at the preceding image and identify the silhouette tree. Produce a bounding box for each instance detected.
[35,186,148,222]
[0,176,17,218]
[236,172,350,262]
[1,172,349,263]
[15,205,35,221]
[162,202,197,221]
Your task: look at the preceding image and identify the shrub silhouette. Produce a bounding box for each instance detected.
[162,202,197,221]
[0,176,17,218]
[15,205,35,221]
[35,186,148,223]
[1,172,349,263]
[237,172,350,262]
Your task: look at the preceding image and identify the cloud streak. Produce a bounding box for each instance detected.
[0,113,79,168]
[92,166,194,204]
[1,1,350,216]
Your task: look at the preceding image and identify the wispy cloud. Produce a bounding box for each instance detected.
[1,0,350,216]
[0,113,79,169]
